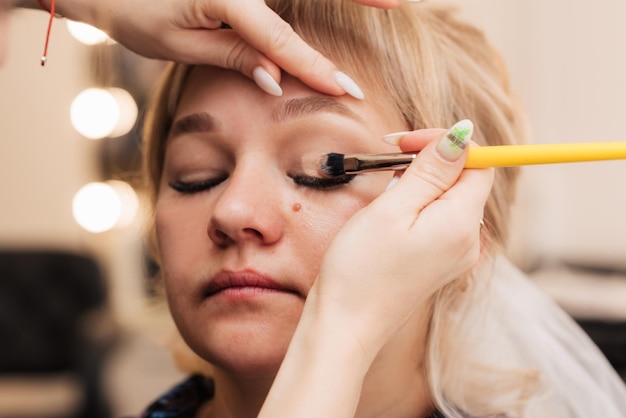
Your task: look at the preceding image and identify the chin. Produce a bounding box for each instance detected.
[180,316,299,378]
[206,346,289,378]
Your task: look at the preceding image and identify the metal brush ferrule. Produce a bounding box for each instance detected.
[343,152,417,173]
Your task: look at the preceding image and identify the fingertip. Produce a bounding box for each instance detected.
[252,66,283,96]
[435,119,473,162]
[293,67,366,99]
[393,129,444,152]
[333,71,365,100]
[382,131,411,146]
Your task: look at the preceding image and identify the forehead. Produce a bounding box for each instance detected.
[173,66,405,133]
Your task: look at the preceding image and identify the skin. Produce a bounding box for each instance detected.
[155,66,442,417]
[155,65,404,367]
[260,129,493,418]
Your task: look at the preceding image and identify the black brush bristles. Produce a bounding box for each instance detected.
[320,153,346,177]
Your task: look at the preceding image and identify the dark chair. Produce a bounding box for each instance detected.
[0,250,117,418]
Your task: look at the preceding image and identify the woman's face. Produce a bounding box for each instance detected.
[156,66,408,377]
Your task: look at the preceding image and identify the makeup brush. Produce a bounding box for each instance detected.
[315,142,626,177]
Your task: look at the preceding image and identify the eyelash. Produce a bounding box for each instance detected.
[168,176,227,194]
[168,174,356,194]
[291,174,356,189]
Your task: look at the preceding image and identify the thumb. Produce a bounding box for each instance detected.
[386,120,474,212]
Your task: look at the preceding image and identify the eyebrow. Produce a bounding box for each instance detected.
[169,96,364,139]
[169,112,221,138]
[272,96,364,124]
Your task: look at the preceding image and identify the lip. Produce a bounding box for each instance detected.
[204,269,298,298]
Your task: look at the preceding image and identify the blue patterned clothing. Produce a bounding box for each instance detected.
[141,375,214,418]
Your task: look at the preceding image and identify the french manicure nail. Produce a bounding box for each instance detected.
[436,119,473,161]
[252,66,283,97]
[333,71,365,100]
[382,131,412,146]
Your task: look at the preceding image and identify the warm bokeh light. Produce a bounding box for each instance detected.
[70,88,120,139]
[108,88,139,138]
[70,87,138,139]
[107,180,140,228]
[72,182,122,233]
[72,181,140,233]
[66,20,110,45]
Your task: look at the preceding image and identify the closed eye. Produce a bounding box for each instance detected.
[169,175,228,194]
[291,174,356,190]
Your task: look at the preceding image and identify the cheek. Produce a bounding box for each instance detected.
[293,184,385,274]
[154,199,207,285]
[295,172,393,266]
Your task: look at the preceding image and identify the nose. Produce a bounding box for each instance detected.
[208,167,285,247]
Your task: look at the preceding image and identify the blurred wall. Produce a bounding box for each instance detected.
[456,0,626,270]
[0,10,93,248]
[0,10,146,327]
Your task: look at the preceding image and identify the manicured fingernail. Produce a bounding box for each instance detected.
[333,71,365,100]
[436,119,473,161]
[382,131,411,146]
[385,176,400,191]
[252,66,282,96]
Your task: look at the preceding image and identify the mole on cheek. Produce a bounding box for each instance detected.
[292,203,302,212]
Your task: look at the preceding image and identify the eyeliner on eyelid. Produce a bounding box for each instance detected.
[168,173,355,194]
[292,174,356,189]
[168,176,227,194]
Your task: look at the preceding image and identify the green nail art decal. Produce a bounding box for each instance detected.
[437,119,474,161]
[447,123,472,150]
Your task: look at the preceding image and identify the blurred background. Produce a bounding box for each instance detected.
[0,0,625,416]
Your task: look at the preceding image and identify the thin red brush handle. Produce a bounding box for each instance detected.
[39,0,56,66]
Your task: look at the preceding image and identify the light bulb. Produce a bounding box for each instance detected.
[72,182,122,233]
[70,88,120,139]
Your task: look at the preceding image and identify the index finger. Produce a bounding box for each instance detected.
[385,128,447,152]
[223,2,353,96]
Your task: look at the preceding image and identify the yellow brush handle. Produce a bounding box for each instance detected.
[465,142,626,168]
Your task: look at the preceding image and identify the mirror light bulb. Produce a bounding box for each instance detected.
[72,182,122,233]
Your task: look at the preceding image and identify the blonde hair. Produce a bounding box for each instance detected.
[142,1,541,416]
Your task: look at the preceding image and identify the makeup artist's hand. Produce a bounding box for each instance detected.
[49,0,403,97]
[309,121,494,362]
[261,122,493,418]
